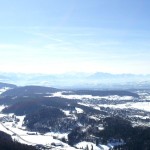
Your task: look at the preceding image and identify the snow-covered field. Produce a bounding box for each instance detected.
[97,102,150,112]
[0,122,13,135]
[49,92,135,101]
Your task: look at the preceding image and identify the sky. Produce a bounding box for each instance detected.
[0,0,150,74]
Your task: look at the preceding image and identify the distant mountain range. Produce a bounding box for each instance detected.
[0,72,150,89]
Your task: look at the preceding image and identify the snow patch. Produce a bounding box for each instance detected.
[0,105,6,112]
[75,107,84,113]
[75,141,101,150]
[0,87,11,94]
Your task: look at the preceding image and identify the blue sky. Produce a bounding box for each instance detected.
[0,0,150,74]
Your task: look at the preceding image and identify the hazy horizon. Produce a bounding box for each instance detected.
[0,71,150,76]
[0,0,150,74]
